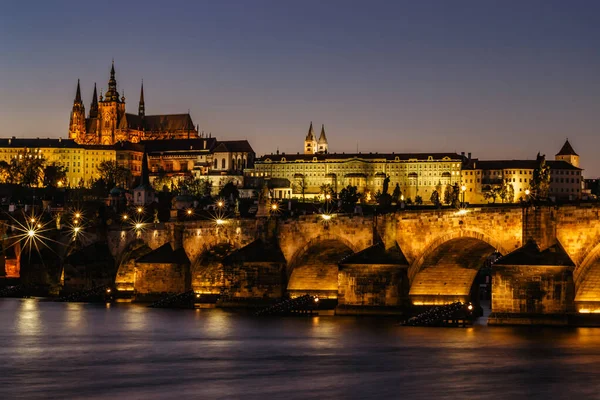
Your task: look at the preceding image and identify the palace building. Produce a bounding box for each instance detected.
[68,62,198,145]
[460,139,583,203]
[251,123,465,200]
[251,125,583,204]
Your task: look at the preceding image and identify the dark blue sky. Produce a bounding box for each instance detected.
[2,1,600,173]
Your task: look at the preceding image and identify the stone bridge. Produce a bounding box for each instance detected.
[25,204,600,317]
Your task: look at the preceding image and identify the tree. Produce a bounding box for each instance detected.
[443,184,452,205]
[293,174,307,202]
[152,171,172,192]
[319,183,335,199]
[0,161,11,183]
[506,183,515,203]
[592,181,600,198]
[435,181,442,197]
[444,183,460,207]
[339,185,361,212]
[414,195,423,205]
[97,160,131,189]
[8,152,45,187]
[483,187,499,203]
[42,164,67,188]
[499,181,515,203]
[219,181,239,202]
[180,177,212,198]
[392,183,402,203]
[532,155,551,199]
[430,190,440,207]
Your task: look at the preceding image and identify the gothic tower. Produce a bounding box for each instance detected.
[318,124,328,154]
[68,80,86,142]
[304,121,317,154]
[97,61,127,145]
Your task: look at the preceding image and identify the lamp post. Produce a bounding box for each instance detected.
[461,184,467,207]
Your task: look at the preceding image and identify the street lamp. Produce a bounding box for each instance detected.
[461,184,467,206]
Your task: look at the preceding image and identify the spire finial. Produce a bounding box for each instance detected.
[138,80,145,117]
[75,79,82,103]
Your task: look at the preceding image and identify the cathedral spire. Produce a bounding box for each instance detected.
[138,81,145,117]
[74,79,82,103]
[89,83,98,118]
[105,60,119,102]
[306,121,315,141]
[318,124,328,154]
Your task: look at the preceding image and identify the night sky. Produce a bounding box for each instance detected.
[1,1,599,174]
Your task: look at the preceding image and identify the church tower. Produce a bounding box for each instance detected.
[304,122,317,154]
[555,139,580,168]
[317,124,328,154]
[89,83,98,118]
[68,80,86,142]
[138,81,145,117]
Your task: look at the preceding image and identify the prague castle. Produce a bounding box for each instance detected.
[251,124,583,203]
[69,62,197,145]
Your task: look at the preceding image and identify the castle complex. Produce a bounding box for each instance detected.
[0,64,587,204]
[251,124,583,203]
[68,62,198,145]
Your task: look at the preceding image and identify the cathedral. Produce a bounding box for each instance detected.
[68,62,198,145]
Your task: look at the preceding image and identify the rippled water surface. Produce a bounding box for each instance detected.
[2,299,600,399]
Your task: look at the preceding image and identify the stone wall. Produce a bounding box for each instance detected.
[338,265,409,307]
[222,261,286,299]
[493,265,575,314]
[134,262,190,295]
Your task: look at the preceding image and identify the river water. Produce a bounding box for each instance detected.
[2,299,600,400]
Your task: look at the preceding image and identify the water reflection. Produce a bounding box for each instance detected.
[3,300,600,399]
[16,298,40,336]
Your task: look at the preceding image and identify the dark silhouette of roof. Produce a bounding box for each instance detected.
[136,243,190,264]
[213,140,254,153]
[0,138,78,148]
[258,152,464,162]
[556,139,578,156]
[141,137,216,153]
[495,240,574,267]
[340,242,409,266]
[546,160,582,171]
[221,239,286,264]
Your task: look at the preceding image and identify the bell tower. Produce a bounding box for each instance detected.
[98,61,123,145]
[68,79,86,143]
[304,122,317,155]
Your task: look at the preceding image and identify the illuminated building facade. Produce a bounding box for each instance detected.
[68,62,198,145]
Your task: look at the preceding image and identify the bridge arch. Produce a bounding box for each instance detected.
[286,234,358,299]
[409,229,509,282]
[114,239,152,292]
[573,242,600,310]
[408,229,506,306]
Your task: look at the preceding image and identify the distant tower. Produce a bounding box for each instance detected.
[555,139,580,167]
[98,61,126,145]
[89,83,98,118]
[304,121,317,154]
[138,81,145,117]
[68,79,86,142]
[317,124,328,154]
